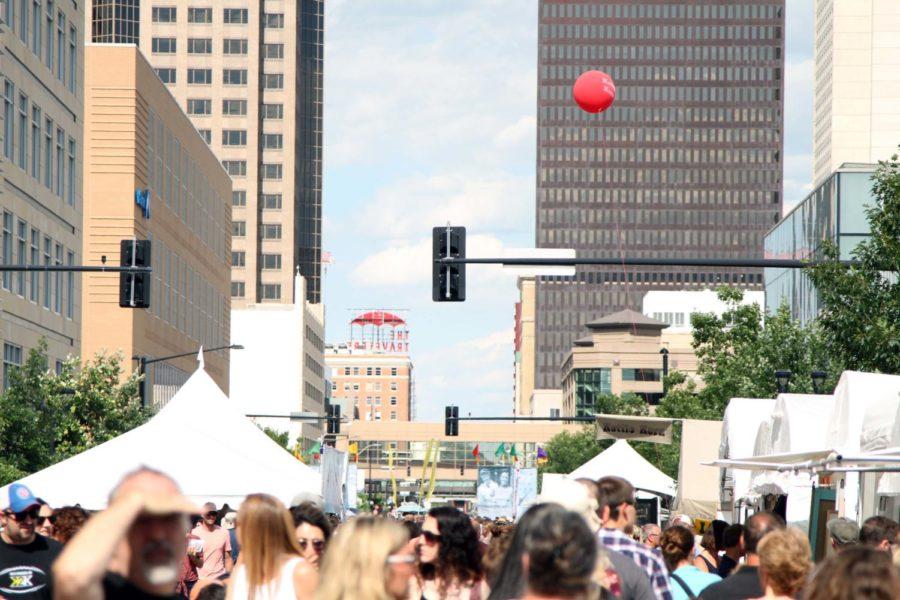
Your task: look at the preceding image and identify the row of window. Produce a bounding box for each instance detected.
[305,325,324,354]
[362,396,399,406]
[337,366,401,377]
[540,145,779,166]
[542,2,782,20]
[230,282,280,301]
[538,188,778,210]
[231,252,282,270]
[184,99,284,122]
[150,37,284,58]
[542,24,782,43]
[150,237,227,350]
[2,80,77,205]
[1,0,78,94]
[232,222,282,239]
[151,7,284,27]
[222,162,283,180]
[335,381,400,392]
[543,41,780,63]
[152,67,282,88]
[146,109,229,265]
[232,192,282,209]
[304,352,323,379]
[1,211,76,319]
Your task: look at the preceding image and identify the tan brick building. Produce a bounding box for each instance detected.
[326,345,414,423]
[1,0,83,388]
[80,44,231,403]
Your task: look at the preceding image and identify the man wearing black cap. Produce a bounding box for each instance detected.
[0,483,63,599]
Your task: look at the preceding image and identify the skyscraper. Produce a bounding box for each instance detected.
[535,1,785,390]
[812,0,900,186]
[89,0,325,305]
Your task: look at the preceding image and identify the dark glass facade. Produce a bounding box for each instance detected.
[295,0,324,303]
[92,0,139,44]
[535,0,785,388]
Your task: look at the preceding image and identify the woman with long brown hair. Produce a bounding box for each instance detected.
[227,494,318,600]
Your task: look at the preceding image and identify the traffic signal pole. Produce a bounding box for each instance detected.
[436,256,855,269]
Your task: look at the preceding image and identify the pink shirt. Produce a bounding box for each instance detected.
[191,524,232,579]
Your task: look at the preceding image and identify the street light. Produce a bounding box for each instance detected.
[134,344,244,408]
[774,370,792,394]
[659,348,670,395]
[811,370,828,394]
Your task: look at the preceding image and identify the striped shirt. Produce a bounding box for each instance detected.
[599,528,673,600]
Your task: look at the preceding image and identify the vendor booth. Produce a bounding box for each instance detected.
[0,360,322,509]
[718,397,775,522]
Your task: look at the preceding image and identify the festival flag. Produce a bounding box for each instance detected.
[348,442,359,462]
[536,446,549,465]
[494,442,507,463]
[510,444,518,462]
[306,442,322,459]
[472,444,480,461]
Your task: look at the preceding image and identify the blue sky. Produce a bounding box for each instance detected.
[322,0,816,421]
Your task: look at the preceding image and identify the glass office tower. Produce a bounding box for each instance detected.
[535,1,785,389]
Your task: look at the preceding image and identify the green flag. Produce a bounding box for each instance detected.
[510,444,518,462]
[306,442,322,456]
[494,442,507,459]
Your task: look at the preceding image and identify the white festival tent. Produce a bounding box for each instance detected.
[718,397,776,512]
[0,358,322,509]
[569,439,676,497]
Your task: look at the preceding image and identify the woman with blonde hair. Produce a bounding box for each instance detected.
[756,528,812,599]
[228,494,318,600]
[316,516,416,600]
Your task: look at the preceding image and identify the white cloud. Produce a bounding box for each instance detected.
[495,116,537,149]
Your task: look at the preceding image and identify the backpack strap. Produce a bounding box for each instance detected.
[670,573,697,599]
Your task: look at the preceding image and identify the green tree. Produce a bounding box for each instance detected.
[261,426,291,450]
[806,153,900,374]
[0,341,151,485]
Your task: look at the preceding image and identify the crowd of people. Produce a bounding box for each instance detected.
[3,470,900,599]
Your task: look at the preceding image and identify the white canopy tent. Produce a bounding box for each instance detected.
[569,439,676,497]
[1,359,322,509]
[719,398,775,512]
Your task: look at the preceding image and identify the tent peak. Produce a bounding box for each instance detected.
[197,346,204,369]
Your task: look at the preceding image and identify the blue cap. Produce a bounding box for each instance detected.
[6,483,40,513]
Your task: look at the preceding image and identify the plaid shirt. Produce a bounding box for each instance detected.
[599,528,672,600]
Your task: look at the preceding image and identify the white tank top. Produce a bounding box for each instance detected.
[229,556,303,600]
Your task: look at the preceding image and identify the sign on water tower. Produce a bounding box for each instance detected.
[347,309,410,354]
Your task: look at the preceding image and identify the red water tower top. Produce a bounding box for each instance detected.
[350,311,407,327]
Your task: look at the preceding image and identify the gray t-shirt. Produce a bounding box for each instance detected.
[606,548,656,600]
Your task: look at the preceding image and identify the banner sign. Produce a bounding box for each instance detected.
[476,466,514,520]
[514,468,538,518]
[135,189,151,219]
[595,415,674,444]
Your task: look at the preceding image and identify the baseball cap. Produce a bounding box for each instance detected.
[290,491,324,509]
[223,512,237,530]
[827,517,859,546]
[5,483,41,513]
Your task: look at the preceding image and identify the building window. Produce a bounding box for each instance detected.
[198,129,211,144]
[390,382,397,391]
[260,224,282,240]
[223,8,247,24]
[54,127,63,197]
[572,368,612,416]
[30,105,40,178]
[231,251,245,267]
[151,37,176,53]
[155,68,176,84]
[186,98,211,115]
[16,93,27,169]
[262,73,283,89]
[222,160,246,177]
[151,6,176,22]
[15,0,27,43]
[1,212,11,290]
[53,242,61,313]
[223,69,247,86]
[263,43,284,59]
[3,343,23,391]
[260,253,281,270]
[65,249,73,318]
[264,13,283,28]
[230,281,245,297]
[261,193,282,209]
[262,103,283,119]
[390,412,397,421]
[42,236,50,308]
[43,117,51,188]
[391,367,397,376]
[261,163,282,180]
[390,396,397,406]
[187,38,212,54]
[222,129,246,146]
[259,283,281,300]
[187,7,211,23]
[44,0,52,69]
[232,190,246,207]
[232,221,246,237]
[31,0,41,59]
[223,38,247,55]
[66,137,74,205]
[2,81,12,160]
[29,228,39,302]
[550,408,560,418]
[621,368,662,382]
[67,25,75,93]
[222,99,247,116]
[187,68,212,85]
[55,10,63,83]
[261,133,282,149]
[15,220,26,295]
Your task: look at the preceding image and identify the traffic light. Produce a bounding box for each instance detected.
[326,404,341,435]
[119,239,151,308]
[444,405,459,437]
[432,226,466,302]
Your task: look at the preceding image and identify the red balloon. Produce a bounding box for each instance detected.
[572,70,616,113]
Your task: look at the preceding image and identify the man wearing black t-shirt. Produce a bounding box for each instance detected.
[700,512,784,600]
[0,483,63,599]
[53,467,200,600]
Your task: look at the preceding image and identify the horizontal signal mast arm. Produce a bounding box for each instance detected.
[0,265,152,273]
[437,257,858,269]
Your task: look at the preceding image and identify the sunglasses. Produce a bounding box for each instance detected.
[203,512,218,518]
[298,538,325,553]
[422,531,441,544]
[5,508,39,522]
[37,515,57,526]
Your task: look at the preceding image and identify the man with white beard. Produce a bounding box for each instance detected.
[52,467,199,600]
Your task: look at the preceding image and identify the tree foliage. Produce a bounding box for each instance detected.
[805,153,900,374]
[262,426,291,450]
[0,341,151,485]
